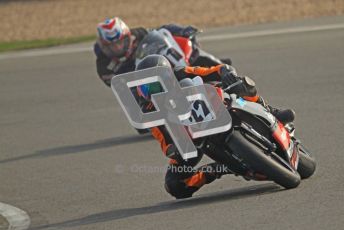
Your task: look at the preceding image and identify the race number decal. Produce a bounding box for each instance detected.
[111,66,231,160]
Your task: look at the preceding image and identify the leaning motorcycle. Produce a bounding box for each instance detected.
[183,78,316,188]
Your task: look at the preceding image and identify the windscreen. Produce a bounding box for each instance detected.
[135,31,168,60]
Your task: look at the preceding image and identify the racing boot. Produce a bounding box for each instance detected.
[257,97,295,124]
[268,105,295,125]
[198,162,233,184]
[165,162,232,199]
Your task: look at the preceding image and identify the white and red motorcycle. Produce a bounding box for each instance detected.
[135,28,231,68]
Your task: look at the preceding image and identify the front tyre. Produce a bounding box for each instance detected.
[297,143,316,179]
[227,130,301,189]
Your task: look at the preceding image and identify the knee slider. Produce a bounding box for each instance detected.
[164,179,194,199]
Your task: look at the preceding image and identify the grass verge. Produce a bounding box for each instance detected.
[0,35,96,53]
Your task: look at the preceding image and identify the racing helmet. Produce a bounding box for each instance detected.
[97,17,133,58]
[136,55,171,100]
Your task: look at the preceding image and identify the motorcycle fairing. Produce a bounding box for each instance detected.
[135,29,188,67]
[290,144,300,170]
[272,121,290,151]
[271,118,299,170]
[229,95,299,169]
[173,35,193,64]
[230,95,276,128]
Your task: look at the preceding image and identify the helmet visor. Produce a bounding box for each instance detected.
[108,35,131,57]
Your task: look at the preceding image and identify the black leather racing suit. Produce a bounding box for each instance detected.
[142,65,260,199]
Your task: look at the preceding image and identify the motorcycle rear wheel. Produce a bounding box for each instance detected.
[227,130,301,189]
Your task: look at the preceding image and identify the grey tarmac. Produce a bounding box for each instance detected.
[0,16,343,230]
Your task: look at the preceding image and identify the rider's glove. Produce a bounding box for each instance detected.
[219,64,239,88]
[100,74,113,87]
[174,66,188,79]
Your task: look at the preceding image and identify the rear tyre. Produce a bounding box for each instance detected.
[227,130,301,189]
[297,143,316,179]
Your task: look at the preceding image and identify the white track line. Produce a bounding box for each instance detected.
[0,202,30,230]
[198,23,344,41]
[0,46,90,60]
[0,22,344,60]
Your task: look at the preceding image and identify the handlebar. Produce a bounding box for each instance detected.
[222,80,243,92]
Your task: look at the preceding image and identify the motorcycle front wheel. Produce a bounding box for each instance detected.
[296,142,316,179]
[227,130,301,189]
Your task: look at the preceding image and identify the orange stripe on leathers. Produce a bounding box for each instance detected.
[151,127,170,154]
[184,65,222,77]
[184,171,206,188]
[169,159,178,165]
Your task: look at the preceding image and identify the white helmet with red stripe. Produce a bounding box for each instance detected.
[97,17,133,58]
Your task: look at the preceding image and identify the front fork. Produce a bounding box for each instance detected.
[236,123,277,153]
[229,122,298,171]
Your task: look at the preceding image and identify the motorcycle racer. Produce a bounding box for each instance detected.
[135,55,295,199]
[94,17,231,87]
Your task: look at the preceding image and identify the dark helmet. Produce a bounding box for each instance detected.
[136,55,171,100]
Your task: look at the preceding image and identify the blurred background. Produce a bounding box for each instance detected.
[0,0,344,42]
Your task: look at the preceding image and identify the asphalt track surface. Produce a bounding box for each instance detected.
[1,16,344,230]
